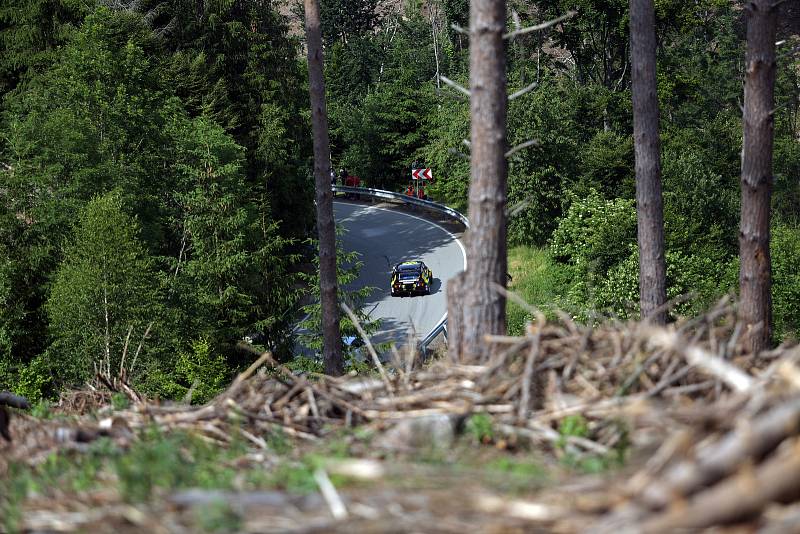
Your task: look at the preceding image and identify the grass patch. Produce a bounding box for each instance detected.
[0,425,365,530]
[484,456,548,493]
[507,246,570,335]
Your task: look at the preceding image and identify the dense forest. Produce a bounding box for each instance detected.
[321,0,800,341]
[2,0,800,400]
[0,0,313,399]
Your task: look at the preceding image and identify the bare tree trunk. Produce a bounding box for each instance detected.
[739,0,777,354]
[629,0,667,325]
[431,6,441,91]
[304,0,343,375]
[448,0,507,363]
[446,271,466,362]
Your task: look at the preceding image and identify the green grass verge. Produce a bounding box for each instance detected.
[506,246,570,336]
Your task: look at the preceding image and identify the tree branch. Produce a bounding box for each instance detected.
[503,11,577,40]
[450,23,468,35]
[439,75,471,97]
[448,147,469,159]
[505,139,540,158]
[0,392,30,409]
[509,81,538,101]
[340,302,394,395]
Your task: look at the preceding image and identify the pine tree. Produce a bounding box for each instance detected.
[739,0,778,353]
[630,0,666,324]
[167,116,299,359]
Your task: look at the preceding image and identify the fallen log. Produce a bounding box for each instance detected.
[0,391,29,441]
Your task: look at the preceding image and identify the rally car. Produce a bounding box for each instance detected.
[390,260,432,297]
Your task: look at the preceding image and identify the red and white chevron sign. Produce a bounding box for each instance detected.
[411,168,433,180]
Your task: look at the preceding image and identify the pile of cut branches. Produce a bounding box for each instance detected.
[3,299,800,531]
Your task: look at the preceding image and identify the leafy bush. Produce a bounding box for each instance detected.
[595,248,738,320]
[297,228,379,360]
[465,413,494,444]
[46,192,163,390]
[661,146,739,259]
[550,192,636,316]
[169,338,230,404]
[15,356,52,401]
[551,192,637,275]
[575,130,635,199]
[507,166,565,247]
[772,223,800,341]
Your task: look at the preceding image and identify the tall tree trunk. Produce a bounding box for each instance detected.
[304,0,343,375]
[629,0,666,324]
[739,0,777,354]
[448,0,507,363]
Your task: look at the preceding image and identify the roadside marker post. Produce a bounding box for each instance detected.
[411,168,433,200]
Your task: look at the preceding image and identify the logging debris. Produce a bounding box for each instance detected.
[3,299,800,532]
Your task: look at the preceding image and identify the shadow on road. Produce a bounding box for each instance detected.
[429,278,442,295]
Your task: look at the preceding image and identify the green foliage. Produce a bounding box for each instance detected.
[166,115,300,360]
[419,97,470,209]
[551,192,637,276]
[0,0,92,93]
[266,428,292,455]
[593,249,738,320]
[507,166,565,246]
[0,1,308,399]
[0,7,174,378]
[114,429,242,502]
[29,399,53,419]
[168,338,230,404]
[557,415,628,474]
[163,0,313,237]
[46,192,162,391]
[320,0,380,45]
[334,80,436,190]
[536,0,629,90]
[506,246,570,336]
[15,357,51,402]
[194,500,243,533]
[327,9,446,192]
[465,413,495,444]
[297,228,379,361]
[268,460,319,494]
[661,132,739,259]
[111,392,130,411]
[486,456,545,481]
[576,131,634,196]
[772,223,800,341]
[1,463,28,532]
[557,415,589,443]
[285,356,325,375]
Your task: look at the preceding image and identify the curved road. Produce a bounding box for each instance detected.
[334,201,466,348]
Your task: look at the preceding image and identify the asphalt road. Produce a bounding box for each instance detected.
[334,201,466,348]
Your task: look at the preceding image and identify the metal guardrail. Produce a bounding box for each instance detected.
[332,185,468,357]
[332,185,470,229]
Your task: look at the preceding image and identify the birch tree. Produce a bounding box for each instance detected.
[304,0,343,375]
[739,0,778,354]
[629,0,667,324]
